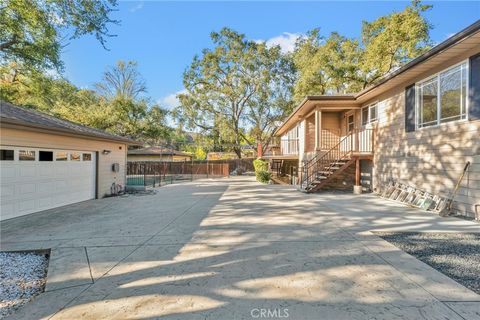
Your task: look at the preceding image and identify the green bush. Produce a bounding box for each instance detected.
[253,158,270,183]
[256,170,271,183]
[253,158,268,172]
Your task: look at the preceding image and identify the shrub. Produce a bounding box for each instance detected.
[253,158,270,183]
[256,170,271,183]
[253,158,268,172]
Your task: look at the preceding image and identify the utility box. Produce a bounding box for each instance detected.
[112,163,120,172]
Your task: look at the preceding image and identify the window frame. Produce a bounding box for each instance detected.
[19,150,36,161]
[347,113,355,132]
[415,60,469,130]
[39,150,54,162]
[56,151,69,161]
[70,152,81,161]
[361,102,379,126]
[0,149,15,161]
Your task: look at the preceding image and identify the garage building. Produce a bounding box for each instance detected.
[0,102,139,220]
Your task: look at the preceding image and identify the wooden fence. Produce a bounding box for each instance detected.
[126,161,230,187]
[193,158,255,173]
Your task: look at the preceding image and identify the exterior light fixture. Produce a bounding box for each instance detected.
[102,149,111,155]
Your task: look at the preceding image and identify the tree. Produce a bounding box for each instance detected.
[293,0,432,100]
[194,146,207,160]
[95,61,147,100]
[0,0,118,72]
[94,61,170,141]
[245,46,296,154]
[176,28,295,158]
[142,105,171,146]
[1,60,171,144]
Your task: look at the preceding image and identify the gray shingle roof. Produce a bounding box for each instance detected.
[0,101,140,144]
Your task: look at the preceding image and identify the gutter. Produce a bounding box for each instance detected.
[1,117,141,145]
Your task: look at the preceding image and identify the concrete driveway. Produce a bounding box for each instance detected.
[1,177,479,320]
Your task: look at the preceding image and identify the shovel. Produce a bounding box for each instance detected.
[439,161,471,217]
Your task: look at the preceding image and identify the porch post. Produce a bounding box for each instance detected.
[298,117,306,184]
[314,107,322,151]
[354,157,362,194]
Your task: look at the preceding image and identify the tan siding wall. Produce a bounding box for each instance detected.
[367,48,480,217]
[1,127,127,198]
[305,114,316,152]
[322,112,341,130]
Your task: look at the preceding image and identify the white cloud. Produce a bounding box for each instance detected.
[255,32,304,53]
[158,89,186,109]
[445,32,456,39]
[130,1,144,13]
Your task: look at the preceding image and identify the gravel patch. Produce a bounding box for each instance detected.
[376,232,480,294]
[0,251,49,319]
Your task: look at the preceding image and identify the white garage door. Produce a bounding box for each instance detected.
[0,147,96,220]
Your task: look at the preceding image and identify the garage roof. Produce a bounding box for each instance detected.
[0,101,140,145]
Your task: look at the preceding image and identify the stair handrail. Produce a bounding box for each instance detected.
[301,131,354,189]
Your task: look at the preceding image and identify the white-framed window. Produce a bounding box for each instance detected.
[0,149,14,161]
[361,102,378,126]
[347,114,355,132]
[416,61,468,129]
[19,150,35,161]
[56,151,68,161]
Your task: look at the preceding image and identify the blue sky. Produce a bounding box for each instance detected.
[61,1,480,109]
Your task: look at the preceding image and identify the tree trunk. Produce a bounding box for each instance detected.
[234,147,242,159]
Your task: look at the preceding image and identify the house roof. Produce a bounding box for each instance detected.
[275,19,480,136]
[0,101,140,144]
[128,146,192,157]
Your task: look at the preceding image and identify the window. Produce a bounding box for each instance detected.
[417,61,468,128]
[19,150,35,161]
[0,149,14,161]
[370,104,378,122]
[362,107,369,126]
[39,151,53,161]
[56,152,68,161]
[82,153,92,161]
[347,114,355,132]
[361,102,378,126]
[70,153,81,161]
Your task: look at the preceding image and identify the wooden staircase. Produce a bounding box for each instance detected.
[300,132,359,193]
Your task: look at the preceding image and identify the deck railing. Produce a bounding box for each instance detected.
[339,128,374,153]
[264,139,299,156]
[281,138,299,155]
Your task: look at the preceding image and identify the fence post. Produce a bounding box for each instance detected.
[143,163,146,187]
